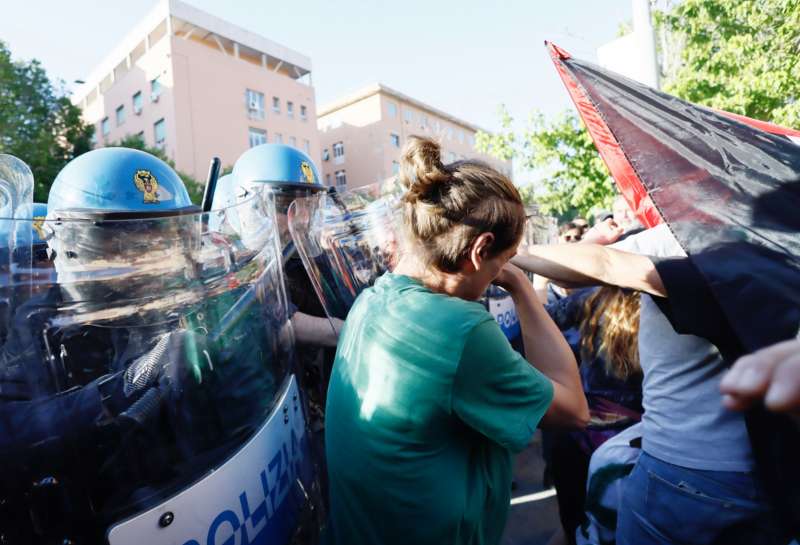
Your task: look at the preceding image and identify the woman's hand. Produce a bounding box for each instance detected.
[493,263,529,294]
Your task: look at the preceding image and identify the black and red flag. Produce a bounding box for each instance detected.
[545,41,799,353]
[545,42,800,534]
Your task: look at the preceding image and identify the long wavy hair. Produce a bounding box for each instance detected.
[579,287,642,380]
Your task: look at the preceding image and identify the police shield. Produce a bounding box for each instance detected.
[287,179,405,321]
[0,189,322,544]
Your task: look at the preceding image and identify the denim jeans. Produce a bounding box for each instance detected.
[617,451,783,545]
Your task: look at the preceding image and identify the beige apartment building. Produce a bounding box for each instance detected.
[317,84,512,190]
[72,0,320,181]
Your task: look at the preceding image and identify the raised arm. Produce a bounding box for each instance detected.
[512,243,667,298]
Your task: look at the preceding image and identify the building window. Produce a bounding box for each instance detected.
[447,151,456,163]
[325,173,331,185]
[101,117,110,136]
[447,127,454,140]
[115,104,125,127]
[287,101,294,118]
[289,136,296,147]
[387,102,398,118]
[246,89,265,120]
[135,130,145,143]
[300,105,308,120]
[132,91,143,114]
[303,139,310,153]
[334,170,347,187]
[275,133,283,144]
[322,148,330,161]
[154,118,166,145]
[468,133,475,147]
[404,109,413,123]
[150,77,162,101]
[420,115,428,129]
[333,141,344,158]
[390,133,400,148]
[457,130,465,144]
[272,96,280,113]
[249,127,267,148]
[392,161,400,175]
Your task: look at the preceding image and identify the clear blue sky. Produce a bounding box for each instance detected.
[1,0,630,134]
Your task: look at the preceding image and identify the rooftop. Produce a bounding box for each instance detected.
[72,0,312,105]
[317,83,490,134]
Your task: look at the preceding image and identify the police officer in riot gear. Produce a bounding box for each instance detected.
[0,148,318,544]
[217,144,342,407]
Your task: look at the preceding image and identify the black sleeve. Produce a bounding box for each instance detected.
[651,256,743,361]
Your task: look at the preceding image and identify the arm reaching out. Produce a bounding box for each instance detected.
[494,264,589,429]
[512,243,667,298]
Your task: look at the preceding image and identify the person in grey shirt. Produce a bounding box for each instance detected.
[513,221,782,545]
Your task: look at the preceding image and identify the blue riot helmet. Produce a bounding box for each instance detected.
[46,147,201,317]
[231,144,325,234]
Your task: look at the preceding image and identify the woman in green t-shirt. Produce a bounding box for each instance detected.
[325,136,590,545]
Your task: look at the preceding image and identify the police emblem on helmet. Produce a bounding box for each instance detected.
[134,169,160,203]
[300,162,314,184]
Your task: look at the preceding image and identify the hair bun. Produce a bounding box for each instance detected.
[399,136,451,203]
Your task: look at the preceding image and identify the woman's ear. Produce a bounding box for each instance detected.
[469,232,495,271]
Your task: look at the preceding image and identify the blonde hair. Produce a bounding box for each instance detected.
[579,287,642,380]
[399,136,525,272]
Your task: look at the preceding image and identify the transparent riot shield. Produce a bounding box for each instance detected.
[287,179,405,321]
[0,154,35,344]
[0,191,322,544]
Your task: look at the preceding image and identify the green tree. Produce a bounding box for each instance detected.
[0,41,93,202]
[657,0,800,127]
[476,106,615,219]
[114,134,205,205]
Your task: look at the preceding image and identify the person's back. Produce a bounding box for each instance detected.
[326,273,547,544]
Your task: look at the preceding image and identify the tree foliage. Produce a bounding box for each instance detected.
[476,106,614,219]
[657,0,800,128]
[114,135,205,205]
[0,41,93,202]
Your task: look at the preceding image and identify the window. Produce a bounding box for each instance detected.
[101,117,110,136]
[289,136,296,148]
[287,101,294,118]
[468,134,475,147]
[303,139,310,153]
[132,91,143,114]
[275,133,283,144]
[150,77,162,101]
[333,141,344,158]
[404,109,413,123]
[391,161,400,175]
[300,105,307,120]
[387,102,398,118]
[390,133,400,148]
[246,89,265,120]
[154,118,166,145]
[447,151,456,163]
[249,127,267,148]
[135,130,145,143]
[325,173,331,185]
[272,96,280,112]
[457,130,465,144]
[420,115,428,129]
[322,148,330,161]
[115,104,125,127]
[447,127,454,140]
[334,170,347,187]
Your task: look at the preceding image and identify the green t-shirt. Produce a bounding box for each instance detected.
[325,273,554,545]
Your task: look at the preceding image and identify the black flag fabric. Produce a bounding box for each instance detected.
[545,41,800,354]
[546,42,800,536]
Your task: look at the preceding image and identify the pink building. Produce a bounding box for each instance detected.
[72,0,320,181]
[317,84,512,190]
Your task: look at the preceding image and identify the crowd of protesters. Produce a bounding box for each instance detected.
[320,136,800,545]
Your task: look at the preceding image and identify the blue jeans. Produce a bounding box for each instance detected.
[617,452,783,545]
